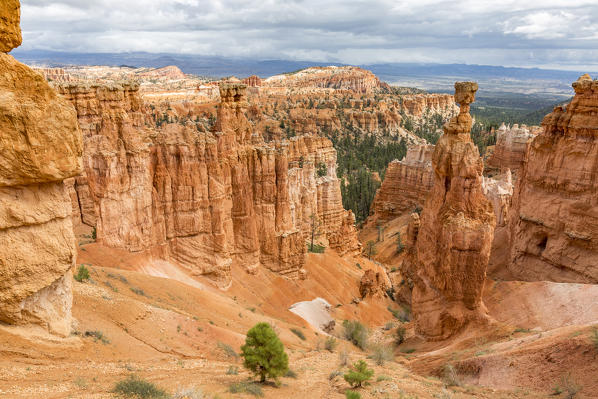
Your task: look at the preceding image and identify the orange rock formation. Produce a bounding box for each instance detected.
[486,123,539,174]
[0,0,82,336]
[404,82,496,340]
[59,82,359,286]
[359,269,390,298]
[370,144,434,222]
[507,74,598,283]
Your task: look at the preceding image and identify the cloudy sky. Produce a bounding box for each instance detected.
[19,0,598,70]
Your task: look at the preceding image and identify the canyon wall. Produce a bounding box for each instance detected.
[403,82,496,340]
[370,144,434,222]
[401,94,455,117]
[486,124,539,174]
[0,0,82,336]
[60,82,359,286]
[507,74,598,283]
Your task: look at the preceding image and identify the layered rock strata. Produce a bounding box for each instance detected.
[403,82,496,340]
[370,144,434,222]
[507,75,598,283]
[486,124,538,174]
[0,0,82,336]
[60,82,359,286]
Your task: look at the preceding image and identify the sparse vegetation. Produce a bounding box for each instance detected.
[325,336,338,352]
[228,381,264,397]
[400,348,415,354]
[112,375,168,398]
[345,390,361,399]
[396,232,405,253]
[364,240,377,259]
[316,162,328,177]
[171,386,206,399]
[383,322,394,331]
[240,323,289,383]
[395,326,406,345]
[284,369,297,379]
[368,344,393,366]
[329,369,343,380]
[218,342,239,360]
[342,320,369,350]
[388,305,411,322]
[130,287,146,296]
[552,374,581,399]
[339,348,349,366]
[343,360,374,388]
[226,366,239,375]
[307,243,325,253]
[441,364,462,387]
[74,265,90,282]
[290,328,306,340]
[376,375,391,382]
[85,330,110,344]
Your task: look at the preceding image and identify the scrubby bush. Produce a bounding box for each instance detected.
[325,336,338,352]
[342,320,369,350]
[316,162,328,177]
[290,328,306,340]
[74,265,90,282]
[85,330,110,344]
[344,360,374,388]
[228,381,263,397]
[217,342,239,360]
[396,326,406,345]
[345,390,361,399]
[442,364,462,387]
[112,375,168,398]
[241,323,289,383]
[339,348,349,366]
[368,344,393,366]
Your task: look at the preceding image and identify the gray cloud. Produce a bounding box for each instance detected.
[19,0,598,70]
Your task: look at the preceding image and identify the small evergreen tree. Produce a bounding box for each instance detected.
[343,360,374,388]
[396,232,404,253]
[241,323,289,383]
[316,162,328,177]
[365,241,377,259]
[308,214,321,252]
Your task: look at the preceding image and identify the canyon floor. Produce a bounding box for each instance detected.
[0,227,596,398]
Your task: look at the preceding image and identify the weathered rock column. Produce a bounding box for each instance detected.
[0,0,83,336]
[407,82,496,340]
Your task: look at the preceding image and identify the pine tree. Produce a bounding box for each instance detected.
[241,323,289,383]
[343,360,374,388]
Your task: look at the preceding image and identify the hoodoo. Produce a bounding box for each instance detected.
[0,0,82,336]
[507,74,598,283]
[404,82,496,340]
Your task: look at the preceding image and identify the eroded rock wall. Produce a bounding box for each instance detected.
[370,144,434,222]
[0,0,82,336]
[507,75,598,283]
[61,82,359,285]
[486,124,538,174]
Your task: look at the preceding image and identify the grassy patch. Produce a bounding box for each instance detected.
[342,320,368,350]
[325,336,338,352]
[345,390,361,399]
[112,375,168,398]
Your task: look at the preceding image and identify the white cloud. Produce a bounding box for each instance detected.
[17,0,598,69]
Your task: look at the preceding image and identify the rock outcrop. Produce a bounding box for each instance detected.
[359,269,390,298]
[403,82,496,340]
[0,0,82,336]
[486,124,539,174]
[507,75,598,283]
[264,66,388,93]
[401,94,455,117]
[60,81,359,286]
[370,144,434,222]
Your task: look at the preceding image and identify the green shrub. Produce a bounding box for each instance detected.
[400,348,415,354]
[74,265,90,282]
[112,375,168,398]
[342,320,368,350]
[345,390,361,399]
[387,306,410,322]
[376,375,390,382]
[316,162,328,177]
[329,369,342,380]
[217,342,239,360]
[241,323,289,383]
[290,328,306,341]
[228,381,263,397]
[344,360,374,388]
[396,326,406,345]
[284,369,297,378]
[130,287,146,296]
[325,336,338,352]
[307,243,325,253]
[368,344,393,366]
[85,330,110,344]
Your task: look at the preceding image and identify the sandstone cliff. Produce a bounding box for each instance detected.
[370,144,434,222]
[507,75,598,283]
[403,82,496,340]
[0,0,82,336]
[60,82,359,286]
[486,124,539,174]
